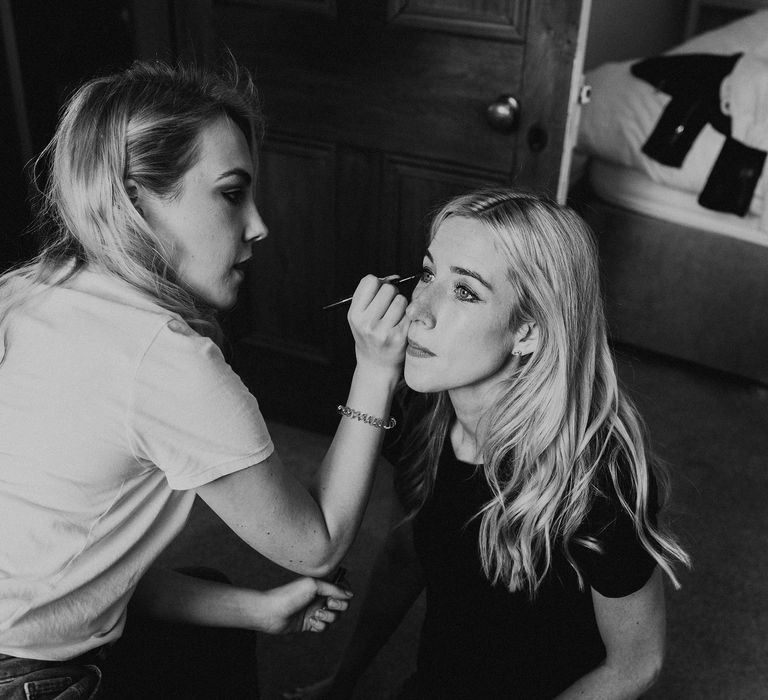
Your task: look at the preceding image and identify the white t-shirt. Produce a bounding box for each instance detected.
[0,268,274,660]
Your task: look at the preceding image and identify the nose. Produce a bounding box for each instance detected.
[244,201,268,242]
[405,282,436,328]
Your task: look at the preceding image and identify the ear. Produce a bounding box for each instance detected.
[511,322,539,357]
[124,178,144,217]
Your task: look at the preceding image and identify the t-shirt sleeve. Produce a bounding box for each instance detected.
[572,472,659,598]
[127,319,274,490]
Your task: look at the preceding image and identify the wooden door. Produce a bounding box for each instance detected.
[136,0,590,433]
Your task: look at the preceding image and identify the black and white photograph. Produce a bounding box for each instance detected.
[1,1,766,698]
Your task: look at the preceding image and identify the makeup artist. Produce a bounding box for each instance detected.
[0,57,409,699]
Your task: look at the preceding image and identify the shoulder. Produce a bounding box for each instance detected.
[135,317,234,401]
[2,267,198,381]
[65,270,220,361]
[50,268,181,340]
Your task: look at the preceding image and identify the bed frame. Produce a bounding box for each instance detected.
[571,183,768,386]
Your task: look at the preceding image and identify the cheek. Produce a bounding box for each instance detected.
[465,314,513,353]
[184,231,230,269]
[452,320,514,374]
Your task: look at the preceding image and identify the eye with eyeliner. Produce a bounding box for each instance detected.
[454,282,479,302]
[222,188,245,205]
[420,264,480,303]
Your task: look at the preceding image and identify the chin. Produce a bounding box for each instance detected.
[404,364,439,394]
[207,285,240,311]
[218,291,239,310]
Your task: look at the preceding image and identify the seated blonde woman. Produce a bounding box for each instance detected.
[286,187,690,700]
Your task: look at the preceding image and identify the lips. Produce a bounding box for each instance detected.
[406,339,435,357]
[232,258,251,272]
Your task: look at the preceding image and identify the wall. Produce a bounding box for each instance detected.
[584,0,689,69]
[0,0,134,272]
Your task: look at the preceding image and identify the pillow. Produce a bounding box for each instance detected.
[577,10,768,217]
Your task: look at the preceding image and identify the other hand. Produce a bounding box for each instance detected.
[348,274,410,372]
[257,577,352,635]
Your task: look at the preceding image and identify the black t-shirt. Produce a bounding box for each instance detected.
[407,439,657,700]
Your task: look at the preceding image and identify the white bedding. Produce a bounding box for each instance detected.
[578,10,768,226]
[589,158,768,246]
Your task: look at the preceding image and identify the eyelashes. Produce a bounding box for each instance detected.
[454,283,478,302]
[222,189,246,205]
[419,266,479,303]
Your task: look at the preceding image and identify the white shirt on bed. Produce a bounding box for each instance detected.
[0,268,273,660]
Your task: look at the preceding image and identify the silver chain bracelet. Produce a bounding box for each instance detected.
[337,404,396,430]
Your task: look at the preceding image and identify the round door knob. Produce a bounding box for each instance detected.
[486,95,520,133]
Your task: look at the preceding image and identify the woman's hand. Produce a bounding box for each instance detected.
[347,275,410,373]
[255,577,353,635]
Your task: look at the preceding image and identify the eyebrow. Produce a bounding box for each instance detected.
[424,250,494,291]
[216,167,252,185]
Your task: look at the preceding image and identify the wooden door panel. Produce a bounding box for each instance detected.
[387,0,525,40]
[381,158,504,276]
[239,137,336,364]
[246,0,337,16]
[213,4,525,172]
[332,147,388,293]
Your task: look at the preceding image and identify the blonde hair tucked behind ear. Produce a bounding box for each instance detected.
[0,55,262,342]
[395,187,690,596]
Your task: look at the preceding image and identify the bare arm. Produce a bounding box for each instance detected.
[197,276,409,577]
[555,567,666,699]
[131,565,353,635]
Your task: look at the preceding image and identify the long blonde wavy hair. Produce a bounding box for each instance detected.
[395,188,690,596]
[0,56,262,343]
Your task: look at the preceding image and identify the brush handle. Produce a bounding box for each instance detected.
[321,274,417,310]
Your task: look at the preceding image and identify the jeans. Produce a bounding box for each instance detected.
[0,568,260,699]
[0,653,102,699]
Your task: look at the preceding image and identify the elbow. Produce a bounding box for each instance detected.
[287,546,346,580]
[634,650,665,695]
[299,558,340,580]
[646,653,664,689]
[607,646,665,698]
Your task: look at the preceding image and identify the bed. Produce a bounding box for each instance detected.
[571,7,768,385]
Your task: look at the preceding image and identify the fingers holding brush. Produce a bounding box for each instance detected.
[350,274,400,317]
[347,275,410,370]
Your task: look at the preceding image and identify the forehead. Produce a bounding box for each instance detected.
[429,216,508,280]
[191,116,253,177]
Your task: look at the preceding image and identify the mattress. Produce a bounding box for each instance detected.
[588,158,768,246]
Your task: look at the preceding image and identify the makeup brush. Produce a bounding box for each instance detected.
[322,274,418,310]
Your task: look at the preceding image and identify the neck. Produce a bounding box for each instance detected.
[448,387,494,464]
